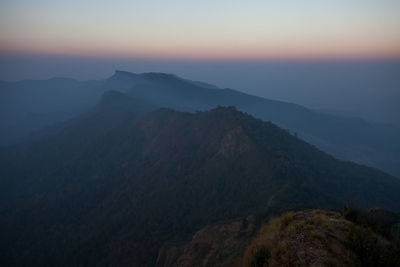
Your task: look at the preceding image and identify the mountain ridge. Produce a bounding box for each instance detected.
[1,96,400,266]
[1,70,399,177]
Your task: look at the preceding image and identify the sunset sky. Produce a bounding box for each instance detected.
[1,0,399,60]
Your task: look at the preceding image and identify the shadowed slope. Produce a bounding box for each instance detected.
[1,92,400,266]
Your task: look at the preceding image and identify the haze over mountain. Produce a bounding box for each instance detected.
[1,71,399,177]
[2,57,399,126]
[1,1,399,266]
[1,93,400,266]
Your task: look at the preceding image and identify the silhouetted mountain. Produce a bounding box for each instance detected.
[1,97,399,266]
[1,70,399,177]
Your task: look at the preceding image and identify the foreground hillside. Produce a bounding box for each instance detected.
[158,209,400,267]
[1,93,400,266]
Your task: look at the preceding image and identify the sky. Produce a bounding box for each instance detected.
[0,0,399,125]
[1,0,400,60]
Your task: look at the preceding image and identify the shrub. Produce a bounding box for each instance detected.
[280,211,294,229]
[249,245,270,267]
[346,226,400,267]
[311,230,326,241]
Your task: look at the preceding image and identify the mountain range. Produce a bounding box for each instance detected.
[1,71,399,177]
[1,90,400,266]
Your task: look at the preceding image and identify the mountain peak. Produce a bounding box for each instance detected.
[109,70,181,83]
[209,105,238,113]
[114,70,136,76]
[206,106,244,118]
[108,70,140,81]
[140,72,180,81]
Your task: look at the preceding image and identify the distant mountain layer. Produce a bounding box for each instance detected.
[1,96,400,266]
[0,70,399,177]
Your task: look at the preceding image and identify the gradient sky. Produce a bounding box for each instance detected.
[1,0,400,60]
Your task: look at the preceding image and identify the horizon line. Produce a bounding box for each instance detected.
[2,48,400,62]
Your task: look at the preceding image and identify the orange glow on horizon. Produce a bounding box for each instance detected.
[1,40,400,61]
[1,1,399,61]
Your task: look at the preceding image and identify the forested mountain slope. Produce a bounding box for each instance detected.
[1,71,398,176]
[1,92,399,266]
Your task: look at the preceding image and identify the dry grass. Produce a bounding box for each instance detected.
[238,210,357,267]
